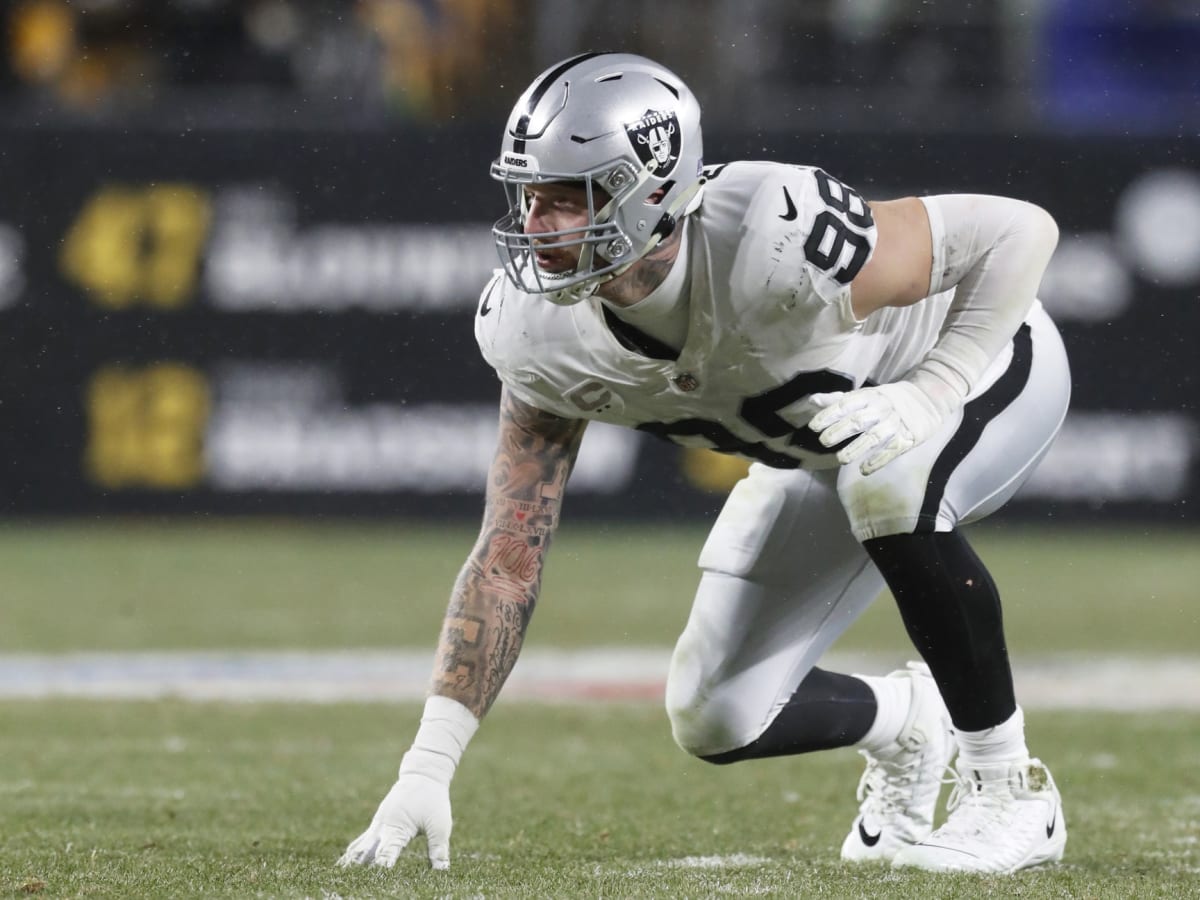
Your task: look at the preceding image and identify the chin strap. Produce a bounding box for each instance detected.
[578,174,708,292]
[646,175,707,249]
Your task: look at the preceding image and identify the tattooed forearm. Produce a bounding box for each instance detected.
[429,389,585,718]
[435,612,483,694]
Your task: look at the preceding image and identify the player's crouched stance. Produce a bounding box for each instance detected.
[665,317,1070,871]
[340,52,1069,876]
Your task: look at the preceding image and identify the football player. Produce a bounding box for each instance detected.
[340,52,1070,874]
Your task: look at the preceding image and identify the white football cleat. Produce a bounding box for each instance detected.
[892,757,1067,873]
[841,662,956,863]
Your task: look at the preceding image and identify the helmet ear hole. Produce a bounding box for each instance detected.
[646,183,672,206]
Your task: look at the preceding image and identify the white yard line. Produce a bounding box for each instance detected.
[0,649,1197,709]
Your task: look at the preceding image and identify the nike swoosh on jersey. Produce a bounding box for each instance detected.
[857,820,882,847]
[1046,807,1057,838]
[779,185,798,221]
[479,279,501,317]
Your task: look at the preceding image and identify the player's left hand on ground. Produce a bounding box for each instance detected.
[337,768,454,870]
[808,382,952,476]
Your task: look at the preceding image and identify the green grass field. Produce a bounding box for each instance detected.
[2,521,1199,898]
[3,702,1199,899]
[3,520,1198,654]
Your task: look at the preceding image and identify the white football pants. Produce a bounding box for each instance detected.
[666,303,1070,756]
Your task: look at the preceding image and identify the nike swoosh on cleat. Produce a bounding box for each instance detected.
[1046,808,1057,838]
[779,185,798,221]
[857,820,882,847]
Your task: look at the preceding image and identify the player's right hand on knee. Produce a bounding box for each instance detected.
[338,763,454,870]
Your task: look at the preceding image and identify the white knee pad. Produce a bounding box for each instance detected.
[666,572,781,757]
[670,469,809,756]
[668,464,882,758]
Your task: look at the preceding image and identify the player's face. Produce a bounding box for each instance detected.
[522,183,602,273]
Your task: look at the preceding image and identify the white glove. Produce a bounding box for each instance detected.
[338,697,478,870]
[808,381,957,476]
[338,754,454,869]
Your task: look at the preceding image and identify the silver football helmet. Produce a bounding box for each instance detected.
[491,52,705,305]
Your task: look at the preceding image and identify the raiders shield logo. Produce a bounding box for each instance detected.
[625,109,681,177]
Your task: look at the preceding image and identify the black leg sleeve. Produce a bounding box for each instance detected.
[701,667,876,765]
[863,530,1015,732]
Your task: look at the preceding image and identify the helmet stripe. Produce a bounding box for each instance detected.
[511,50,608,154]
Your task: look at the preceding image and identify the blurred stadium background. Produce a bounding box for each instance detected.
[0,1,1197,687]
[0,0,1197,523]
[2,3,1199,896]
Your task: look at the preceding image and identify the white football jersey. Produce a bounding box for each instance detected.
[475,161,956,471]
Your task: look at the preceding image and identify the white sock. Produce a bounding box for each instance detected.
[955,707,1030,766]
[854,672,912,753]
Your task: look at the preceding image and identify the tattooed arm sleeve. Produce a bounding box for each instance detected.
[428,387,587,719]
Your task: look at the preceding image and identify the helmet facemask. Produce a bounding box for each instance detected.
[490,52,705,306]
[491,157,656,305]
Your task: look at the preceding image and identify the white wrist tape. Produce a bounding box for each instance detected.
[910,194,1058,401]
[398,695,480,784]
